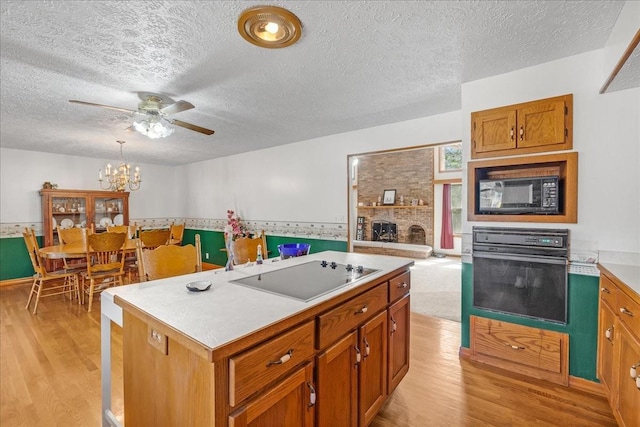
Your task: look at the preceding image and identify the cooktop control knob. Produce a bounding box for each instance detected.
[346,264,353,271]
[330,261,338,269]
[357,265,364,273]
[320,260,328,268]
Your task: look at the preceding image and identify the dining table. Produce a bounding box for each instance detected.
[39,238,181,259]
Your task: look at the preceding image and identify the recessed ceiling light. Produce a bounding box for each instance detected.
[238,5,302,49]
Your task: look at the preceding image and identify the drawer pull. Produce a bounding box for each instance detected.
[355,306,368,315]
[307,382,316,407]
[507,344,525,350]
[605,326,614,342]
[601,287,610,294]
[266,349,293,367]
[355,346,361,363]
[619,307,634,317]
[391,318,397,333]
[363,337,370,357]
[397,282,407,289]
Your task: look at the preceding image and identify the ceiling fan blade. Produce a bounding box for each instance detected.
[169,119,215,135]
[124,125,135,132]
[69,100,136,114]
[160,100,195,115]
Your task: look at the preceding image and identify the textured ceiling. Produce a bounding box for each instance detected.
[0,1,628,166]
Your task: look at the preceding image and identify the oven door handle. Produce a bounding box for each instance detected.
[473,252,567,265]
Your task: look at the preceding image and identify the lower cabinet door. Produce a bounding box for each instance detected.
[228,363,315,427]
[615,322,640,427]
[359,310,388,427]
[597,299,616,396]
[316,332,358,427]
[388,296,410,393]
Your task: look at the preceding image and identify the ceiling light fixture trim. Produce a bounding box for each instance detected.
[238,5,302,49]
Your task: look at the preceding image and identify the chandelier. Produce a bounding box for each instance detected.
[133,111,174,139]
[99,140,141,192]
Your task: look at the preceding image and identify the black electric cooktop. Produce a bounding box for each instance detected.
[229,260,379,302]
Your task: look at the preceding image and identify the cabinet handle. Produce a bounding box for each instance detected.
[355,306,368,315]
[510,127,515,141]
[619,307,634,317]
[391,318,397,333]
[397,282,407,289]
[307,382,316,407]
[354,346,361,363]
[266,349,293,366]
[605,326,614,342]
[630,363,638,380]
[363,337,370,358]
[601,287,610,294]
[506,343,525,350]
[519,125,524,141]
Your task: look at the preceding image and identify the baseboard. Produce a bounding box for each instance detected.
[569,375,606,397]
[0,277,31,288]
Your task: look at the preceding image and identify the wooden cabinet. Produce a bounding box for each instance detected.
[40,188,129,246]
[471,94,573,159]
[120,266,412,427]
[229,363,315,427]
[597,267,640,427]
[470,316,569,385]
[388,295,410,393]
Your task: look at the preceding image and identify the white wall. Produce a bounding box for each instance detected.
[177,111,462,223]
[0,148,183,223]
[461,50,640,254]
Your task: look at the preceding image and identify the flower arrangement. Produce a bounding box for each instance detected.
[225,209,247,240]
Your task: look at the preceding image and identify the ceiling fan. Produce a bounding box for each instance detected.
[69,93,215,137]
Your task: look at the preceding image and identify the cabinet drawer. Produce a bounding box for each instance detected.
[229,320,315,407]
[317,283,388,349]
[389,271,410,302]
[599,274,618,309]
[616,289,640,335]
[471,316,566,375]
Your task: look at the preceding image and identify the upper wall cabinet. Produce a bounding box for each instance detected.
[471,94,573,159]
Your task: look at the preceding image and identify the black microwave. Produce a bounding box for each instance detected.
[478,176,561,214]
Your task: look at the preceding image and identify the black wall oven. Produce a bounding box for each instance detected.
[472,227,569,324]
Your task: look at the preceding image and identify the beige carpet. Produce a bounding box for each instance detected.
[409,256,462,322]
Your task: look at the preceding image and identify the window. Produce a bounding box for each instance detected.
[439,143,462,172]
[450,183,462,234]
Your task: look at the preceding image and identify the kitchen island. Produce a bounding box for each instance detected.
[101,250,413,427]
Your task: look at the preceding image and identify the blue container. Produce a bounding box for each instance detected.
[278,243,311,259]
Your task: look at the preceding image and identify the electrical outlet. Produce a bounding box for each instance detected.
[205,252,209,259]
[335,215,345,223]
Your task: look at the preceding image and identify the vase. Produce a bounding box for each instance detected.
[225,236,234,271]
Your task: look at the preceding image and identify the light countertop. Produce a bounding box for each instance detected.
[104,251,413,352]
[598,262,640,296]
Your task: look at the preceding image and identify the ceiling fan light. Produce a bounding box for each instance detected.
[133,116,174,139]
[238,6,302,48]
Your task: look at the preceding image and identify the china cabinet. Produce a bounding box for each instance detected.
[40,189,130,247]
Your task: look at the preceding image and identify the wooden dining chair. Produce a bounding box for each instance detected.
[57,225,91,271]
[169,222,186,245]
[137,234,202,282]
[139,229,170,249]
[23,228,80,314]
[82,231,127,312]
[107,224,139,283]
[230,230,268,265]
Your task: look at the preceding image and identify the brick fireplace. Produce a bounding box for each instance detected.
[353,147,434,257]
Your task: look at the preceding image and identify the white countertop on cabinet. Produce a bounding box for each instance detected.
[598,262,640,296]
[104,250,414,352]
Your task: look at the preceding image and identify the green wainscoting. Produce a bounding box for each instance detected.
[0,235,39,281]
[461,261,600,381]
[1,229,349,282]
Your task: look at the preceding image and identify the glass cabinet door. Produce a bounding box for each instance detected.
[51,195,88,244]
[94,196,125,231]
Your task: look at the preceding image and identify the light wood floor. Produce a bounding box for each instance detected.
[1,284,616,427]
